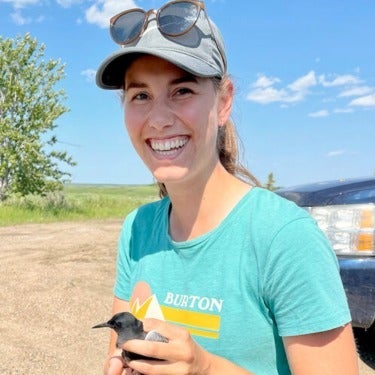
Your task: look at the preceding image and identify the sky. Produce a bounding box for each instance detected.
[1,0,374,187]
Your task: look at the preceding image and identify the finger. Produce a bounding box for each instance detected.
[128,358,172,375]
[124,338,169,361]
[107,354,126,375]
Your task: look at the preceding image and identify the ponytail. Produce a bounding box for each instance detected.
[217,118,261,189]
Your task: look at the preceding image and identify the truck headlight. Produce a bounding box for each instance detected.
[308,204,375,256]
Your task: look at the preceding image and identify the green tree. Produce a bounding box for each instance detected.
[265,172,280,191]
[0,33,75,201]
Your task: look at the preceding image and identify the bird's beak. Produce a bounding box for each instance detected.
[92,322,111,329]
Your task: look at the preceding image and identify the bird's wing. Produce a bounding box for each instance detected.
[144,330,168,343]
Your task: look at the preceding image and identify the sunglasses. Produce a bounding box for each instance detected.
[110,0,226,71]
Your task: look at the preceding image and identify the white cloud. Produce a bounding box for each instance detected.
[56,0,82,8]
[327,150,345,157]
[247,87,285,104]
[9,8,44,24]
[0,0,41,8]
[308,110,329,118]
[246,68,375,116]
[288,70,317,92]
[349,93,375,107]
[4,0,44,24]
[338,86,373,98]
[247,71,316,105]
[10,10,31,24]
[318,74,361,87]
[246,86,306,104]
[81,69,96,82]
[252,75,280,89]
[85,0,137,28]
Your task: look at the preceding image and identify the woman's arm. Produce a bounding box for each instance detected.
[283,324,358,375]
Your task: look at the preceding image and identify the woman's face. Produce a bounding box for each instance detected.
[123,55,232,188]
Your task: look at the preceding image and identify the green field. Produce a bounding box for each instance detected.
[0,184,159,226]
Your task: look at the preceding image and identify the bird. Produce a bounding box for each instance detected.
[92,311,168,363]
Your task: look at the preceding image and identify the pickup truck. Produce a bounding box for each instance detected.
[276,177,375,330]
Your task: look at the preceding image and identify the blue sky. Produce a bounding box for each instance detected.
[1,0,374,187]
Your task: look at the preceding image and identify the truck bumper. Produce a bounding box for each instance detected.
[338,256,375,329]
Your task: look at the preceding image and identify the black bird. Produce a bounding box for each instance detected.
[92,311,168,362]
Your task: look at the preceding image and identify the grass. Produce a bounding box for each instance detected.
[0,184,159,226]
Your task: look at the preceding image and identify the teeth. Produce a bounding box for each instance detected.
[150,138,187,151]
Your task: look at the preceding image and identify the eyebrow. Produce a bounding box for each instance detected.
[171,75,200,85]
[125,74,200,91]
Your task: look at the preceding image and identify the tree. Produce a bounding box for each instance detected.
[0,33,75,201]
[265,172,280,191]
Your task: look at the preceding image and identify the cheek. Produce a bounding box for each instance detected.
[180,99,218,131]
[124,109,142,138]
[199,94,221,125]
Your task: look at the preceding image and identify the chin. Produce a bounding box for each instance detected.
[152,166,189,185]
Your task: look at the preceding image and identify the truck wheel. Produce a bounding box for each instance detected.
[354,327,375,369]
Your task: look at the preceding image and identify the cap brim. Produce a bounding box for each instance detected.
[96,46,221,90]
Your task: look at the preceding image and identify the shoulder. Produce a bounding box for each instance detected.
[246,188,330,266]
[248,187,313,231]
[122,197,170,231]
[251,187,307,214]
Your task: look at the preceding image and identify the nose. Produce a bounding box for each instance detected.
[147,97,175,131]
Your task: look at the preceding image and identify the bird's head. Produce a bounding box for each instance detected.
[92,312,145,343]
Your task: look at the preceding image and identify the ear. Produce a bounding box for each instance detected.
[217,78,234,127]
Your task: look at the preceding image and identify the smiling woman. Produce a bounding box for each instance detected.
[122,56,232,190]
[93,1,359,375]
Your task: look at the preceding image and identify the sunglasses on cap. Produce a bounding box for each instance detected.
[109,0,226,71]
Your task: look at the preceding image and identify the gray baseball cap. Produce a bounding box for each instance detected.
[96,10,227,90]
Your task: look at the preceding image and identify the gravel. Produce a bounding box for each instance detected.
[1,220,373,374]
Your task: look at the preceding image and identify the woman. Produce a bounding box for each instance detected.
[95,1,358,374]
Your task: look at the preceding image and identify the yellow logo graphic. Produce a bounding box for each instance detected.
[130,283,221,340]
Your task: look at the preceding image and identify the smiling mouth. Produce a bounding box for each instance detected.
[149,136,188,155]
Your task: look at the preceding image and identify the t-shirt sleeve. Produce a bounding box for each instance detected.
[262,217,351,337]
[113,209,138,301]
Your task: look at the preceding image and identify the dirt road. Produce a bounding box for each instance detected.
[1,221,374,374]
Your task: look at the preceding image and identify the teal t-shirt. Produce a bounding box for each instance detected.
[114,187,351,375]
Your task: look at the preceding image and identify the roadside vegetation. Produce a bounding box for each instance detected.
[0,174,280,226]
[0,184,158,226]
[0,34,75,202]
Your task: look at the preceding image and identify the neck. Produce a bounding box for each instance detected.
[165,164,252,242]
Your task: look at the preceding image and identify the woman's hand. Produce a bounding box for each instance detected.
[123,318,212,375]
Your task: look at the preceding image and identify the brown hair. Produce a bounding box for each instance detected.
[157,76,261,198]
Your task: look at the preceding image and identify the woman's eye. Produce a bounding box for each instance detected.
[176,87,193,96]
[134,92,149,101]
